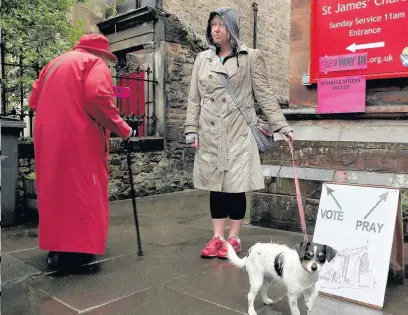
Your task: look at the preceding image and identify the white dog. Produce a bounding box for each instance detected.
[227,241,337,315]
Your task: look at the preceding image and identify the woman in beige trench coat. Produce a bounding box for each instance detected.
[184,7,294,259]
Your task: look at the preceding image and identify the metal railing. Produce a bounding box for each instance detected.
[1,41,37,137]
[111,61,158,137]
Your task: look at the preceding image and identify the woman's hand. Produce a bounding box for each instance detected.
[285,131,294,143]
[280,131,294,144]
[186,133,199,150]
[193,138,199,150]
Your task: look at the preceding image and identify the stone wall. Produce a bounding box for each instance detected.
[71,0,109,33]
[163,0,292,99]
[160,13,209,185]
[107,138,193,199]
[16,138,194,217]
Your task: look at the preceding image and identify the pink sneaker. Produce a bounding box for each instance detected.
[200,236,225,258]
[217,237,241,259]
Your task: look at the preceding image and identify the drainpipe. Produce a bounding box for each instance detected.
[252,2,258,49]
[1,41,6,115]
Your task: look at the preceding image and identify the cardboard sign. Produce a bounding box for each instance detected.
[317,75,366,113]
[310,0,408,81]
[320,53,368,73]
[113,86,130,98]
[313,183,401,310]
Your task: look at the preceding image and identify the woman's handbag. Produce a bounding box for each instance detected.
[218,73,275,153]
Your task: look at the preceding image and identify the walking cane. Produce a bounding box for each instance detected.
[123,139,144,256]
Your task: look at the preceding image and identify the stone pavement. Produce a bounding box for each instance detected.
[1,190,407,315]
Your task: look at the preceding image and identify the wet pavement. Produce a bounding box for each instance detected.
[1,189,407,315]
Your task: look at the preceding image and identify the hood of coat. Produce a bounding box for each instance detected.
[206,7,241,49]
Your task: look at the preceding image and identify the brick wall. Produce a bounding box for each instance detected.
[163,0,292,99]
[290,0,408,109]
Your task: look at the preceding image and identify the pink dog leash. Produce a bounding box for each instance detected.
[288,139,309,243]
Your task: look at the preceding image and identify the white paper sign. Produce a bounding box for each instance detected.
[313,183,400,309]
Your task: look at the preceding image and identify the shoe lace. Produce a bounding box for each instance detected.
[207,237,221,247]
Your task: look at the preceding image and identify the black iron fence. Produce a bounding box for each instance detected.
[1,41,157,138]
[1,41,38,137]
[111,61,157,137]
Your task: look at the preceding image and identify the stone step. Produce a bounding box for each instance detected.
[262,140,408,175]
[265,119,408,174]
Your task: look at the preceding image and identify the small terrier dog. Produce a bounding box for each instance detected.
[227,241,337,315]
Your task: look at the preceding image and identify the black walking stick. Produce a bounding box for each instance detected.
[123,139,144,256]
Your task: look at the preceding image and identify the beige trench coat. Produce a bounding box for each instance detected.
[184,43,291,193]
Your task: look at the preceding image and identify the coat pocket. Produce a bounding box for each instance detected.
[198,104,219,135]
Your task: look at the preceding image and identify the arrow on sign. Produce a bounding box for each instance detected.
[346,42,385,52]
[363,192,389,220]
[326,186,342,210]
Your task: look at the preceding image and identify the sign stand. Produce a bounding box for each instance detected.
[313,183,405,310]
[389,196,405,284]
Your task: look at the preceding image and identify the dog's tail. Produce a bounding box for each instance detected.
[226,243,247,269]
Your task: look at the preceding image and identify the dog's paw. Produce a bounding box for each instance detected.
[248,310,257,315]
[263,298,274,305]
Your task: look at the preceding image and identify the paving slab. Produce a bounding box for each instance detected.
[175,214,214,229]
[267,294,390,315]
[111,189,210,222]
[2,282,77,315]
[383,281,408,315]
[1,190,407,315]
[83,285,249,315]
[24,236,221,313]
[1,253,42,284]
[138,222,212,246]
[1,224,39,253]
[9,234,162,274]
[165,263,287,314]
[314,295,389,315]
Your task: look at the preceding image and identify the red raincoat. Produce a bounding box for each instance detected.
[29,48,131,254]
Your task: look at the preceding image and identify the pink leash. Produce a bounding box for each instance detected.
[288,139,309,242]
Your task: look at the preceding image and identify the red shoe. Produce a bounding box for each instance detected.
[217,237,241,259]
[201,236,225,258]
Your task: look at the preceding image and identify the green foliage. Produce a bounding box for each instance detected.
[402,192,408,217]
[1,0,85,114]
[25,172,36,180]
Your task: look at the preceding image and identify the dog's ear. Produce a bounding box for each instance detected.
[325,245,337,262]
[295,242,307,258]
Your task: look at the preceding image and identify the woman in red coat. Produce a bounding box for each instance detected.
[29,34,132,271]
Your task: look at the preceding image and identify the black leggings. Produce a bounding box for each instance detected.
[210,191,246,220]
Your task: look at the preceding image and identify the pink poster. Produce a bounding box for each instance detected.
[113,86,130,98]
[319,53,368,73]
[317,76,366,114]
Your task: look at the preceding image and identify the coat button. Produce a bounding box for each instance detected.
[211,98,215,102]
[211,121,214,125]
[209,75,213,79]
[222,98,226,102]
